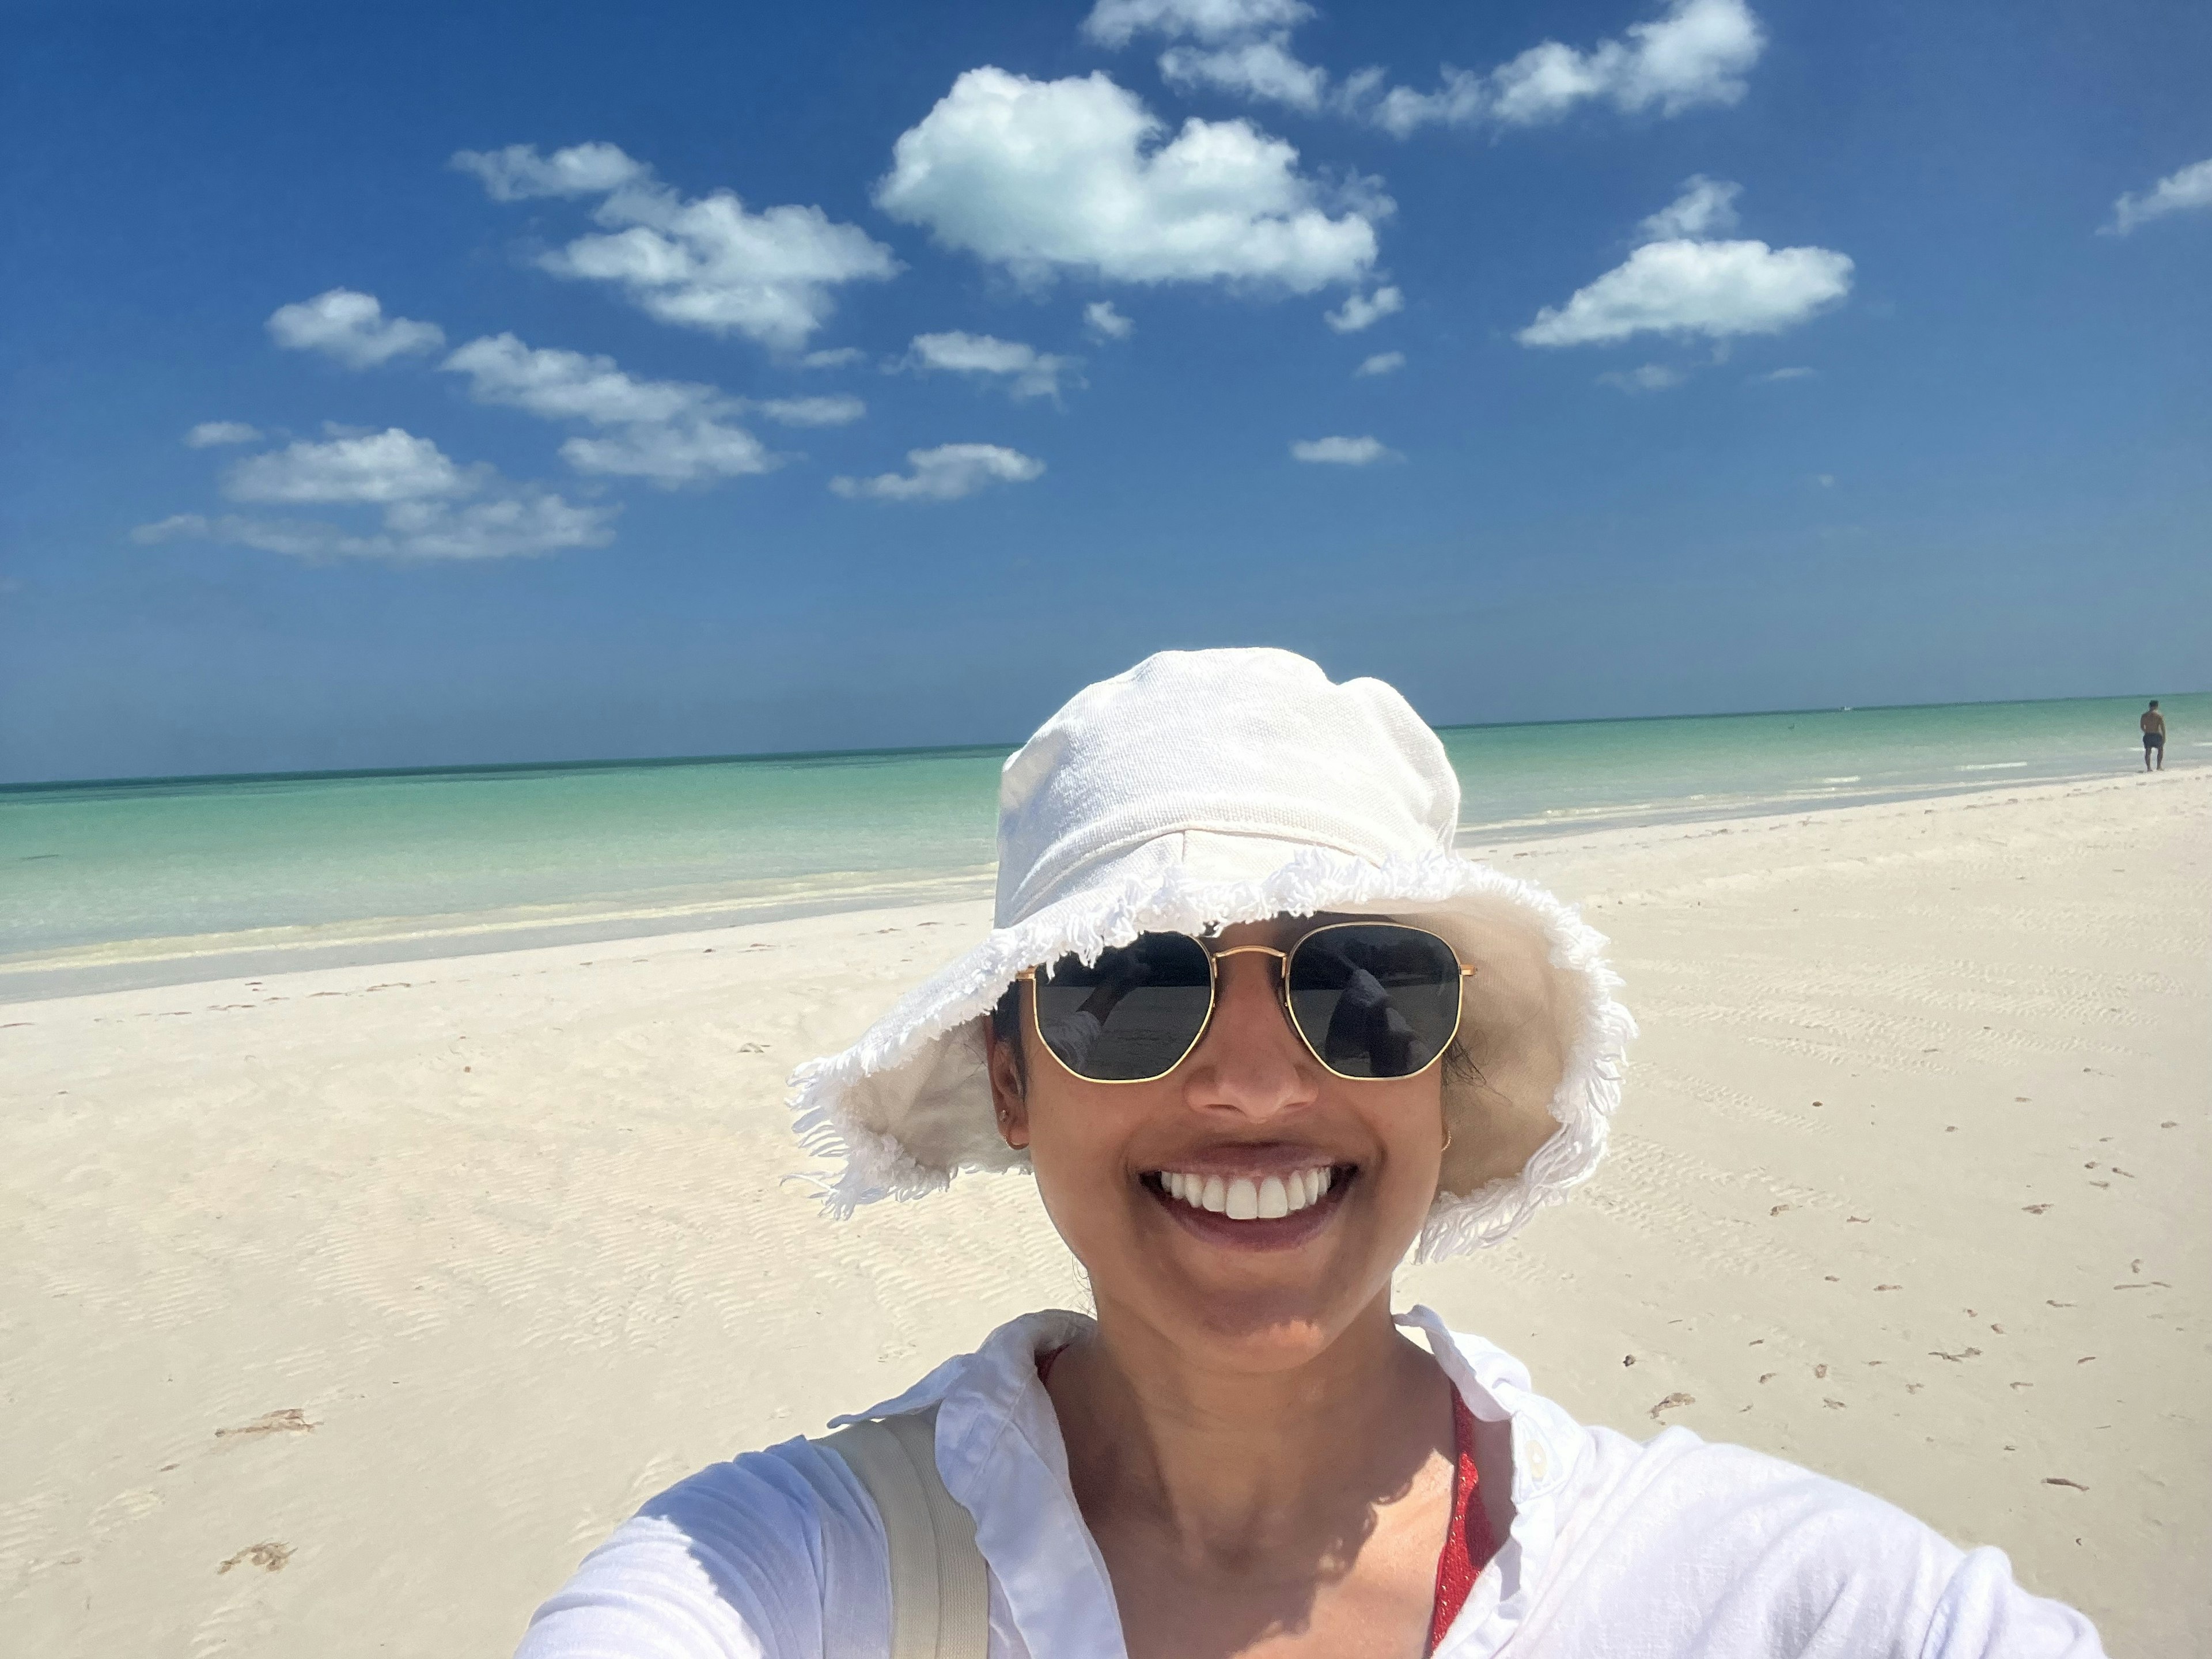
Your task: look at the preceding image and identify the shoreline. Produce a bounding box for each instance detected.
[4,766,2191,1005]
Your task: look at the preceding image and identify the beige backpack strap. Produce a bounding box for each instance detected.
[817,1405,990,1658]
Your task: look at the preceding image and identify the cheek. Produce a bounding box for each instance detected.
[1021,1080,1152,1256]
[1362,1077,1449,1217]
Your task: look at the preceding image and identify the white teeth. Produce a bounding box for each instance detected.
[1156,1165,1337,1221]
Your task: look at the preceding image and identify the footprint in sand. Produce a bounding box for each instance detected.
[1649,1393,1695,1421]
[215,1408,314,1440]
[217,1541,292,1574]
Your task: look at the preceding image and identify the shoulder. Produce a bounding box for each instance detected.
[513,1437,890,1659]
[1531,1426,2102,1657]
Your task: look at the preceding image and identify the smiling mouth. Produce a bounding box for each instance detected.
[1142,1164,1353,1224]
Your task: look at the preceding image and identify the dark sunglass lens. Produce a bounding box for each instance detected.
[1033,933,1214,1081]
[1286,925,1461,1079]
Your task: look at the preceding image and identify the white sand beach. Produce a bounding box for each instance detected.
[3,770,2205,1653]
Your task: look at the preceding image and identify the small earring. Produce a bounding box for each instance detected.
[1441,1122,1454,1152]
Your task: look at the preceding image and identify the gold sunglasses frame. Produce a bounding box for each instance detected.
[1016,921,1476,1086]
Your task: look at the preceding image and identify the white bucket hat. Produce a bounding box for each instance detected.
[789,647,1634,1258]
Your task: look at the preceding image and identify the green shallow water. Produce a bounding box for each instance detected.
[3,692,2201,987]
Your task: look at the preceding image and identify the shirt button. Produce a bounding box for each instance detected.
[1524,1440,1549,1482]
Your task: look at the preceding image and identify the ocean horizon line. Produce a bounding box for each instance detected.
[5,685,2196,796]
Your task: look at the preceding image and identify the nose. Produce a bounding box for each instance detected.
[1180,952,1317,1122]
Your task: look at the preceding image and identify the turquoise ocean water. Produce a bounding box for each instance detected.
[3,693,2201,996]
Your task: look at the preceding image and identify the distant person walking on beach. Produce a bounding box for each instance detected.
[2141,700,2165,771]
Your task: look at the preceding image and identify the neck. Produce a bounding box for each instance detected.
[1048,1291,1453,1572]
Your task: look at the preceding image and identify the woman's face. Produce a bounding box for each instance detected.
[987,916,1448,1370]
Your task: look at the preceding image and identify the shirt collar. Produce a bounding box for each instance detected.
[836,1305,1580,1659]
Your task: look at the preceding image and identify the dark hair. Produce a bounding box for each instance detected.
[988,981,1028,1093]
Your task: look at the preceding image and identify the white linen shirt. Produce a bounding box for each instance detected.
[515,1307,2103,1658]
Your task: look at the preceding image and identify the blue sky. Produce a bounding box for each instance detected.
[3,0,2206,783]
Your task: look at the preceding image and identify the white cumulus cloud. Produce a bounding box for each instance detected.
[1325,284,1403,332]
[184,421,262,448]
[1354,350,1404,376]
[1085,300,1135,340]
[458,143,899,351]
[1521,238,1851,346]
[2104,156,2212,236]
[442,333,711,427]
[898,331,1077,401]
[831,442,1044,502]
[267,289,445,368]
[874,67,1381,293]
[1519,181,1851,348]
[225,427,474,504]
[1290,434,1394,464]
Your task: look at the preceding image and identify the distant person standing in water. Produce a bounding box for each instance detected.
[2141,701,2165,771]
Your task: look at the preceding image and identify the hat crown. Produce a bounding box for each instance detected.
[995,648,1460,926]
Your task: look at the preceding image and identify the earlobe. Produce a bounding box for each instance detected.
[983,1016,1032,1150]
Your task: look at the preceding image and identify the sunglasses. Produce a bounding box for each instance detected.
[1016,922,1474,1085]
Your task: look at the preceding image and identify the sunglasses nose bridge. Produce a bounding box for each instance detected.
[1202,942,1309,1058]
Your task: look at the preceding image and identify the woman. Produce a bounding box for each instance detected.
[518,649,2101,1657]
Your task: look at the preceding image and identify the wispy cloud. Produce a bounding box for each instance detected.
[1086,0,1764,138]
[753,395,865,427]
[1637,175,1740,240]
[1597,363,1687,392]
[184,421,262,448]
[2103,155,2212,236]
[1354,351,1404,377]
[440,332,775,486]
[267,289,445,368]
[1324,285,1403,333]
[1749,365,1816,382]
[135,427,612,561]
[457,143,899,351]
[896,331,1078,400]
[1084,300,1135,340]
[831,442,1044,501]
[1290,434,1395,464]
[450,141,649,200]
